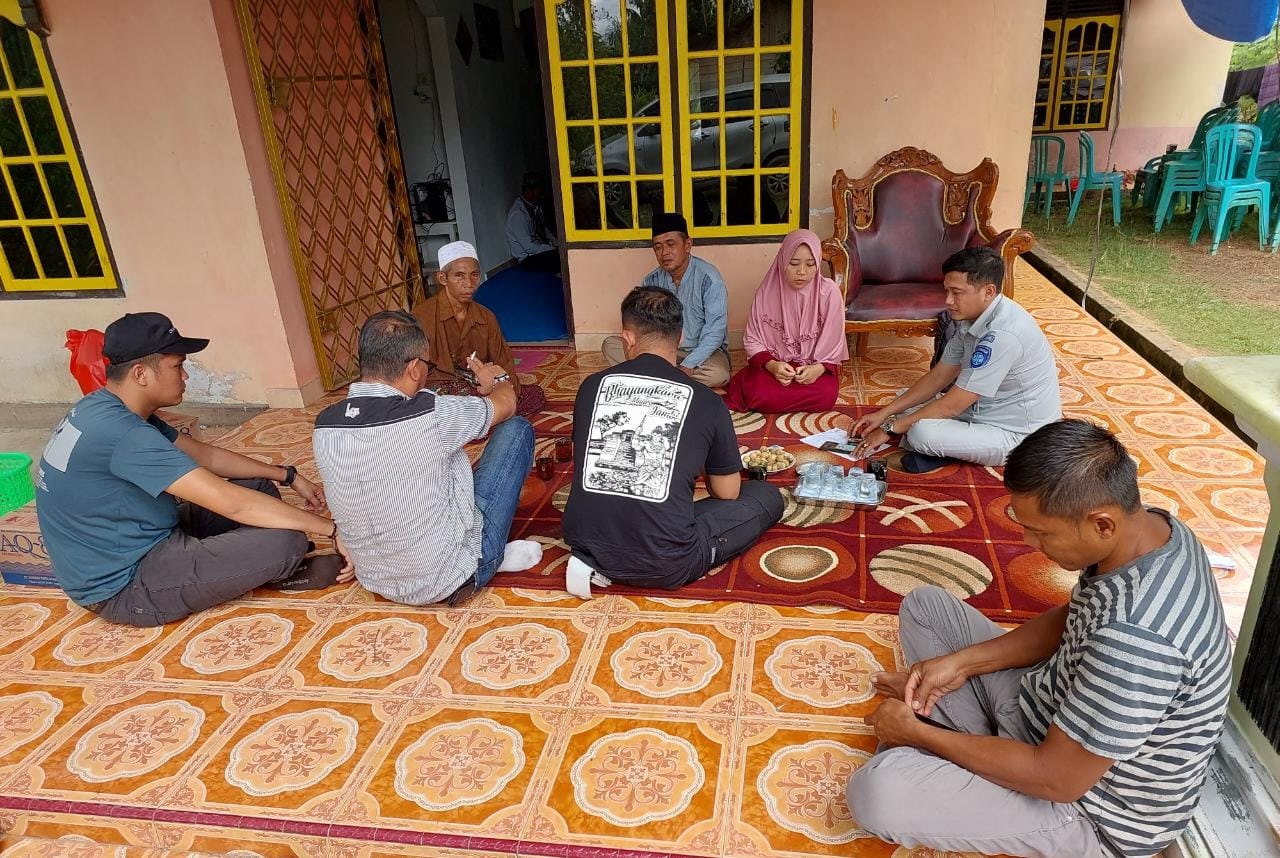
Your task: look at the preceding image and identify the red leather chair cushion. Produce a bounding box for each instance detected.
[846,282,947,322]
[850,172,981,285]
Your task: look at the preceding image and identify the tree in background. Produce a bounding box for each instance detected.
[1231,20,1280,72]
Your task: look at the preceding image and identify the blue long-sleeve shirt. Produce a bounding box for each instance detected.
[641,255,729,368]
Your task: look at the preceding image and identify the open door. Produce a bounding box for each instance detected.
[235,0,422,389]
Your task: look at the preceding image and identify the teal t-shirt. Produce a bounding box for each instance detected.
[34,389,198,605]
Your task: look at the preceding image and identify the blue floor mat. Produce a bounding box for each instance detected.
[474,267,569,343]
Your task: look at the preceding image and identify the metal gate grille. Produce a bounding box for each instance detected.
[235,0,421,389]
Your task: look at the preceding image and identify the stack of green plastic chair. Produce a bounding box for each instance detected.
[1254,102,1280,190]
[1258,104,1280,253]
[1066,132,1124,226]
[1190,123,1271,254]
[1024,135,1070,216]
[1231,103,1280,236]
[1133,105,1233,209]
[1151,105,1240,232]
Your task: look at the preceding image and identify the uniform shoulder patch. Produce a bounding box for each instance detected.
[970,344,993,368]
[979,332,997,345]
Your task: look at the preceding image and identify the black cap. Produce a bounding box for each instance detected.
[102,312,209,364]
[651,211,689,238]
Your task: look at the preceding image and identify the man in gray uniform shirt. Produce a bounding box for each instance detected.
[853,246,1060,473]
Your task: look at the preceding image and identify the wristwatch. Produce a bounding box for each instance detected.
[279,464,297,487]
[880,416,899,435]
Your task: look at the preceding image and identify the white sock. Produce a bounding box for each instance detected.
[497,539,543,573]
[566,555,596,599]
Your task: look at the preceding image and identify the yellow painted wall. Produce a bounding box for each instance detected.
[567,0,1045,345]
[1,0,317,406]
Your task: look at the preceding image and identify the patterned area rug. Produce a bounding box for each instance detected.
[502,403,1057,622]
[0,263,1265,857]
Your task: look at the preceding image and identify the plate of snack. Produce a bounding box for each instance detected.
[742,445,796,474]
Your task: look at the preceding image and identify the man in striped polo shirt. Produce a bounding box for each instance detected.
[313,311,544,606]
[848,419,1231,857]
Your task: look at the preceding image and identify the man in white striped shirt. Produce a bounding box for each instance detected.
[313,311,544,606]
[848,419,1231,857]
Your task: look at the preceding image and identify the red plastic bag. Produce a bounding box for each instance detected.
[65,328,108,394]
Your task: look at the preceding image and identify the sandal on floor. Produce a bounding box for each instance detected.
[264,553,346,592]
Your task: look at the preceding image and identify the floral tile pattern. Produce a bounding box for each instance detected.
[0,262,1265,856]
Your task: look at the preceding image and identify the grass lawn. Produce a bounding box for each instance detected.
[1030,196,1280,357]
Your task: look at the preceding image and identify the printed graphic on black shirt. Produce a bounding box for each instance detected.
[583,374,691,502]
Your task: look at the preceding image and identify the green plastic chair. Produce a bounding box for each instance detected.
[1259,107,1280,251]
[1190,123,1271,254]
[1152,107,1241,232]
[1066,132,1123,226]
[1024,135,1069,216]
[1134,105,1234,209]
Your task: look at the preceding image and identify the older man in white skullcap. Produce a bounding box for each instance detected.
[412,240,546,417]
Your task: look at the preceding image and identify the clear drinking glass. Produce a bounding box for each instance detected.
[859,472,878,499]
[840,475,862,500]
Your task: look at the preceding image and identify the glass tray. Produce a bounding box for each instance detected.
[792,478,888,508]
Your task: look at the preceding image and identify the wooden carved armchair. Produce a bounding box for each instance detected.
[821,147,1035,356]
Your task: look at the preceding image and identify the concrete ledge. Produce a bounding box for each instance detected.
[1025,246,1253,450]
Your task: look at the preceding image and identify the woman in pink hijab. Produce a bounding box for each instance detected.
[724,229,848,413]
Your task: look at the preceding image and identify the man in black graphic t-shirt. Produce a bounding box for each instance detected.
[563,286,784,588]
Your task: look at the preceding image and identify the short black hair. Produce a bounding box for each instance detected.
[522,172,545,192]
[1004,418,1141,519]
[942,246,1005,293]
[621,285,683,343]
[104,353,162,383]
[358,310,427,381]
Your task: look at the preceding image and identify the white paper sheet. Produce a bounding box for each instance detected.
[800,427,889,461]
[1205,551,1237,571]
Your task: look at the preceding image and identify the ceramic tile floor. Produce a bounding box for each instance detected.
[0,262,1266,857]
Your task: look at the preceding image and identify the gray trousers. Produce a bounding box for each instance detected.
[600,336,731,387]
[93,478,308,627]
[847,586,1109,857]
[902,417,1026,467]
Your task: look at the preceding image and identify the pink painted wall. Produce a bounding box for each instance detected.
[1046,0,1234,174]
[1,0,315,405]
[568,244,782,351]
[567,0,1045,344]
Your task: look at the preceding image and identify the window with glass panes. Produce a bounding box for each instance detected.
[545,0,804,241]
[0,11,117,295]
[1035,1,1122,132]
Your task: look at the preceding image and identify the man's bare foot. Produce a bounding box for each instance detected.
[872,671,909,701]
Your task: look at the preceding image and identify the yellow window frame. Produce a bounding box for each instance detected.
[1046,14,1120,132]
[674,0,804,239]
[544,0,676,242]
[1033,20,1062,133]
[0,1,117,295]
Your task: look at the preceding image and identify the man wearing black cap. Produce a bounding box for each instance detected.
[601,212,730,387]
[34,312,349,627]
